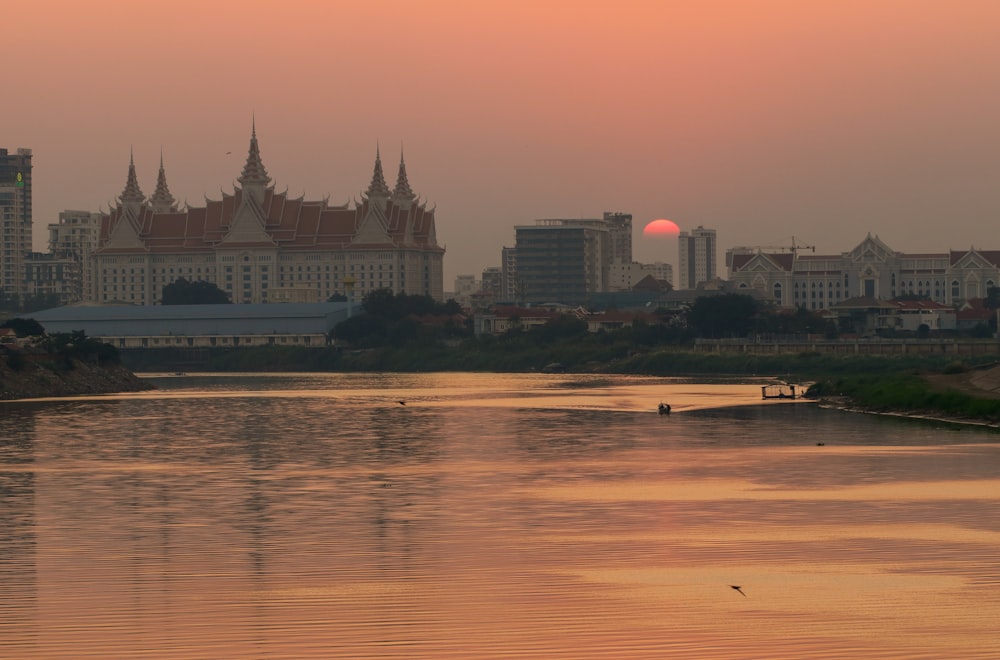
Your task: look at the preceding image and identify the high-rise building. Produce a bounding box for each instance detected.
[500,246,518,302]
[0,147,32,298]
[92,123,444,305]
[453,274,478,308]
[603,211,632,264]
[481,266,501,298]
[514,218,611,305]
[48,210,103,303]
[678,225,717,289]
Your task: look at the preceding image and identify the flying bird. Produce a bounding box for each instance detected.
[398,400,406,406]
[730,585,747,597]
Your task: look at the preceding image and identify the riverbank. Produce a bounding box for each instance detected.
[0,351,153,401]
[807,362,1000,428]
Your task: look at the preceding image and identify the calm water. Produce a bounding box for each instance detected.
[2,372,999,659]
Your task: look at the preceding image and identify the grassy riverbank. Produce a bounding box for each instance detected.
[806,369,1000,424]
[123,342,997,378]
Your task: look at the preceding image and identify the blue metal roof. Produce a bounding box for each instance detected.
[30,303,353,337]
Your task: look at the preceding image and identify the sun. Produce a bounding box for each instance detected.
[643,219,680,237]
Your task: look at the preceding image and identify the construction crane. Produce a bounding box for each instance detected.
[725,237,816,269]
[731,236,816,255]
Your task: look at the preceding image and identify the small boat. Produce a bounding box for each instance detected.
[658,402,671,415]
[761,384,796,400]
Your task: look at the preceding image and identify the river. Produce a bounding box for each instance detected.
[1,372,999,659]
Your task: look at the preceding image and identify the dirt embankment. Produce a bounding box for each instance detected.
[924,363,1000,400]
[0,351,154,400]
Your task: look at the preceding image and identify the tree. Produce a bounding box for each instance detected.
[531,314,588,343]
[985,286,1000,310]
[686,294,759,338]
[162,278,231,305]
[331,313,387,347]
[1,317,45,337]
[332,290,469,347]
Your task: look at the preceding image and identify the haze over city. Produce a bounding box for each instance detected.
[7,0,1000,285]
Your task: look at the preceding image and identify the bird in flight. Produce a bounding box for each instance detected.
[730,585,747,597]
[398,400,406,406]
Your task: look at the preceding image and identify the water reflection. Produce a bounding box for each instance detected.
[1,373,999,658]
[0,408,37,652]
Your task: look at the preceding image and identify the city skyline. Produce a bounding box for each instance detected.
[7,1,1000,285]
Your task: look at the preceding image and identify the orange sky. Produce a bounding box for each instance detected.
[7,0,1000,283]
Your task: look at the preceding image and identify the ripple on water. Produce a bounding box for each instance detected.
[1,373,999,658]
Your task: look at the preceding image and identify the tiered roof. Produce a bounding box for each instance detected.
[97,126,440,256]
[149,153,176,213]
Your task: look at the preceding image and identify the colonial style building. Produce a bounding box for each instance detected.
[92,124,444,305]
[728,233,1000,310]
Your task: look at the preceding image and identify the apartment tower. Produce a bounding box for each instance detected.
[678,225,717,289]
[0,147,32,297]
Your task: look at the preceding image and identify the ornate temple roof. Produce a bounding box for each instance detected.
[119,149,145,206]
[364,145,390,199]
[392,148,415,202]
[150,152,177,213]
[97,126,440,256]
[237,119,271,189]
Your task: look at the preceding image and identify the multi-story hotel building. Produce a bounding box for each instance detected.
[514,218,612,305]
[46,210,102,303]
[92,124,444,305]
[1,147,32,298]
[728,233,1000,309]
[678,225,717,289]
[500,246,518,302]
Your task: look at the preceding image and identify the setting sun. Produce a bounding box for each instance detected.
[643,219,680,237]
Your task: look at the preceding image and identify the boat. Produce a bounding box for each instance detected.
[761,384,796,399]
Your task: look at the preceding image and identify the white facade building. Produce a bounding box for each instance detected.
[728,233,1000,309]
[92,124,444,305]
[678,225,717,289]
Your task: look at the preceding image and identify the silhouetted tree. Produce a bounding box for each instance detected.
[687,294,759,338]
[162,278,231,305]
[530,314,588,343]
[1,317,45,337]
[985,286,1000,310]
[333,290,468,347]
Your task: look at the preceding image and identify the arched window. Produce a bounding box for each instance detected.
[773,282,782,302]
[951,280,960,298]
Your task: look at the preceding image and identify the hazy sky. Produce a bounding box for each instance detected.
[8,1,1000,285]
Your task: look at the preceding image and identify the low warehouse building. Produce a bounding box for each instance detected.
[31,303,352,349]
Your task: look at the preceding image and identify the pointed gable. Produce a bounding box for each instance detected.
[951,248,1000,269]
[352,198,392,245]
[847,233,896,263]
[105,207,146,249]
[731,252,793,273]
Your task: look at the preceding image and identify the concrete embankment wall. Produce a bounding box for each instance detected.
[695,339,1000,356]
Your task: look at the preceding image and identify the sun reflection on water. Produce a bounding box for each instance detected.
[1,373,998,658]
